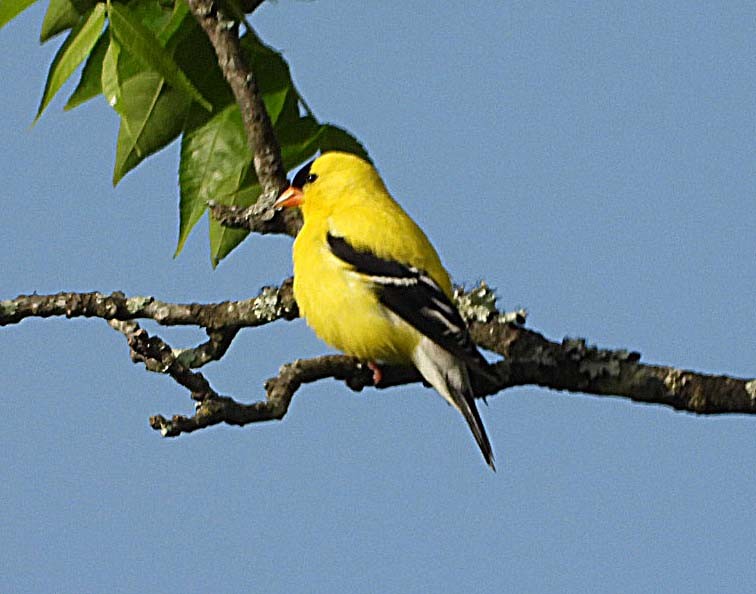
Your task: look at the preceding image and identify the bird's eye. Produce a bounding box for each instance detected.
[306,173,318,184]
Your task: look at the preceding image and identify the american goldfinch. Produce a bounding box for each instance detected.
[274,152,495,470]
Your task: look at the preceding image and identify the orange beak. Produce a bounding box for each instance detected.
[273,186,304,209]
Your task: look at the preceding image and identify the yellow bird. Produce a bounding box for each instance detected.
[274,152,495,470]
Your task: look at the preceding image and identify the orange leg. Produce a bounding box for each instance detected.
[367,361,383,385]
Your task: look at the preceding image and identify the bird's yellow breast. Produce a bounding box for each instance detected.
[292,223,419,364]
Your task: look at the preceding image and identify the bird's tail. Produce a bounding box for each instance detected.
[453,378,496,471]
[413,338,495,471]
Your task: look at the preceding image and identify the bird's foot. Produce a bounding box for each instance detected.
[367,361,383,385]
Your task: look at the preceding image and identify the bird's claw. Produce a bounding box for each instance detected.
[367,361,383,385]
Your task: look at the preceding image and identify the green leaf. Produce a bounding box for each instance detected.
[38,0,93,41]
[210,116,323,265]
[98,10,217,184]
[100,34,121,113]
[64,28,108,110]
[108,2,212,111]
[177,104,250,258]
[126,0,174,34]
[170,16,231,107]
[110,13,219,184]
[40,0,79,42]
[35,3,106,121]
[277,115,321,167]
[208,176,259,266]
[112,71,191,184]
[318,124,371,163]
[243,34,292,91]
[69,0,95,12]
[261,87,288,126]
[0,0,38,31]
[157,0,190,44]
[272,87,305,128]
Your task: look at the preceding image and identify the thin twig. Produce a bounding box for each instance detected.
[186,0,301,236]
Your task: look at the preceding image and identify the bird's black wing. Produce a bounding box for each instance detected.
[327,233,488,367]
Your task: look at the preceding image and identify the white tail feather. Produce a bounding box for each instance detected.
[412,337,495,470]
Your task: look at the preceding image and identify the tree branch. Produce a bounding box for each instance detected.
[0,280,297,331]
[469,325,756,415]
[149,355,383,436]
[3,284,753,437]
[186,0,301,236]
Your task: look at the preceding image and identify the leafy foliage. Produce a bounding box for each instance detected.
[35,3,105,119]
[11,0,369,265]
[0,0,39,31]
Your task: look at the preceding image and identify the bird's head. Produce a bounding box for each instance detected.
[274,152,384,218]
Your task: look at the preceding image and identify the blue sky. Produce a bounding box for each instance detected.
[1,2,755,593]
